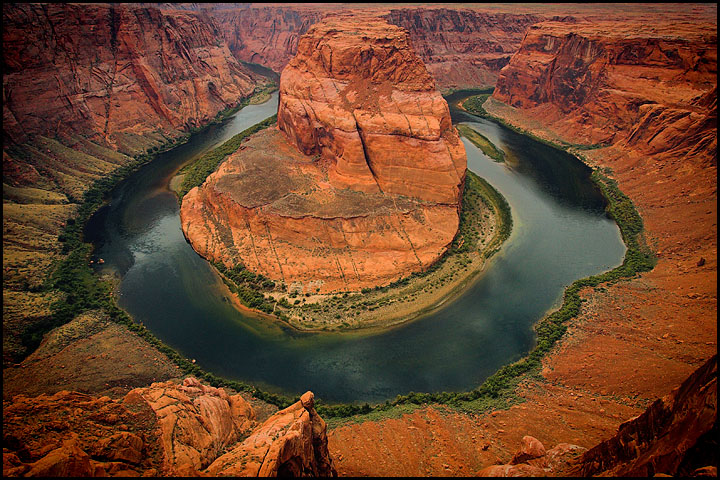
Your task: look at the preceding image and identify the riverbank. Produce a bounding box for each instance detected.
[327,89,715,475]
[211,170,512,333]
[456,124,505,162]
[3,88,287,404]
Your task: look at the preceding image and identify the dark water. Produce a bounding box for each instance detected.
[86,90,625,403]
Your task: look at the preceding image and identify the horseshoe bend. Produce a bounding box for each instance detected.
[2,3,717,478]
[180,15,470,299]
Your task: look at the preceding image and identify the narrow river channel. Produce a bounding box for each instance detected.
[85,90,625,403]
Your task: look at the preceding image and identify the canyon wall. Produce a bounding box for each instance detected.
[327,13,717,477]
[491,21,717,163]
[2,3,268,363]
[212,6,323,73]
[180,14,467,294]
[206,5,551,90]
[384,8,544,90]
[3,378,336,477]
[3,3,262,156]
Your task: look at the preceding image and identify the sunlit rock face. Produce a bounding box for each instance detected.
[181,14,468,294]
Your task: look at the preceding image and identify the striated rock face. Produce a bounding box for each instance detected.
[212,6,323,73]
[384,8,545,90]
[181,15,467,294]
[2,3,261,154]
[277,15,466,202]
[208,5,548,91]
[2,378,336,477]
[491,21,717,164]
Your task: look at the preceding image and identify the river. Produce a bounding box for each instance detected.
[85,90,625,403]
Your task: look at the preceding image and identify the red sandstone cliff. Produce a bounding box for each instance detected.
[3,378,336,477]
[2,3,262,157]
[207,5,547,91]
[384,8,544,90]
[478,355,717,477]
[491,21,717,164]
[277,15,466,202]
[180,15,467,294]
[211,6,323,73]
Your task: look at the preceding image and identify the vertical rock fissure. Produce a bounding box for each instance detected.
[243,216,263,272]
[351,111,383,193]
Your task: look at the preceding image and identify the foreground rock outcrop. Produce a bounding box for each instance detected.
[3,378,336,477]
[181,15,467,294]
[480,355,717,477]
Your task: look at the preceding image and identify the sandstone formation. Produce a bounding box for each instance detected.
[491,20,717,163]
[326,11,717,477]
[207,5,548,91]
[384,8,544,90]
[2,2,268,363]
[480,356,717,477]
[3,378,336,477]
[2,3,261,155]
[181,15,467,294]
[212,6,323,73]
[570,354,717,477]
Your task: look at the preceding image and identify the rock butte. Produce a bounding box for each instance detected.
[180,15,467,294]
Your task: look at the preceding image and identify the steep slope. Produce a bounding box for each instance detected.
[211,6,323,74]
[327,14,717,477]
[180,14,467,295]
[2,3,261,154]
[384,7,544,90]
[477,355,717,477]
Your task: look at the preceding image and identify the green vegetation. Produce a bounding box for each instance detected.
[177,114,277,199]
[282,170,512,330]
[456,124,505,162]
[214,261,277,315]
[460,87,494,117]
[463,94,607,153]
[25,93,300,411]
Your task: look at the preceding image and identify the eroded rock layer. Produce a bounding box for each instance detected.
[181,128,460,294]
[277,15,466,203]
[2,3,260,154]
[3,378,336,477]
[384,8,544,90]
[181,15,467,294]
[491,21,717,164]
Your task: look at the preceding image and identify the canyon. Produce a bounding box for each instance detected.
[2,2,270,362]
[3,2,717,478]
[180,14,467,294]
